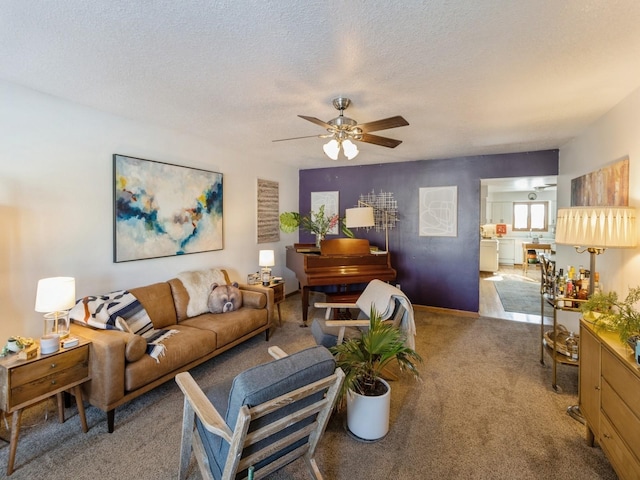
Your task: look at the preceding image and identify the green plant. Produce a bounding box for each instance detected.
[580,286,640,343]
[279,205,354,238]
[330,306,422,399]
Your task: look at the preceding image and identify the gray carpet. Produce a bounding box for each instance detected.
[0,293,616,479]
[494,279,554,317]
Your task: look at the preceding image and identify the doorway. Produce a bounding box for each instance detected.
[479,176,557,323]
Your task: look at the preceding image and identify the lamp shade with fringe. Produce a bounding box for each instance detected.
[555,206,637,249]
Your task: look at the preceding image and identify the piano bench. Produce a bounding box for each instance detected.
[322,291,363,319]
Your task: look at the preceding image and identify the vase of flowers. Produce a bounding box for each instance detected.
[279,205,353,245]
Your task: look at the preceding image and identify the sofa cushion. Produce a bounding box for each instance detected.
[168,269,231,322]
[242,290,266,309]
[125,334,148,363]
[180,308,268,349]
[124,324,217,391]
[129,282,178,330]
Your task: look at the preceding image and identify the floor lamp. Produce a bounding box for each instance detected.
[345,202,392,252]
[555,206,637,422]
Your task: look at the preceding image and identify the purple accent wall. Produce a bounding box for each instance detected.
[298,150,558,313]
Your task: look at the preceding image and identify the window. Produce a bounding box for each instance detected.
[513,202,548,232]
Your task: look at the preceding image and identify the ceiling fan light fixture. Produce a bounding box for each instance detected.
[342,139,359,160]
[323,139,340,160]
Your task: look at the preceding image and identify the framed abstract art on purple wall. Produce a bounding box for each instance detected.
[113,154,223,262]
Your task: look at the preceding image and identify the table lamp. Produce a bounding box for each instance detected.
[259,250,275,286]
[556,206,637,295]
[35,277,76,343]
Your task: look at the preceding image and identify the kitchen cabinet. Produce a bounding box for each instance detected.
[491,202,512,224]
[498,238,515,264]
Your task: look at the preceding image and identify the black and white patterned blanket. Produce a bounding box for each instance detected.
[70,290,177,362]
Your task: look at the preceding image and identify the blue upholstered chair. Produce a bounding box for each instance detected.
[175,345,344,480]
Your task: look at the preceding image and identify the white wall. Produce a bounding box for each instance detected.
[0,80,299,341]
[557,86,640,330]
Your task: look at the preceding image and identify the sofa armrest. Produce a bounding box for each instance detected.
[238,284,274,325]
[70,324,130,411]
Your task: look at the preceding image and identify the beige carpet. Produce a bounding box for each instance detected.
[0,293,616,479]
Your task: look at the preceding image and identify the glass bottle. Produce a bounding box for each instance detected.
[566,332,579,361]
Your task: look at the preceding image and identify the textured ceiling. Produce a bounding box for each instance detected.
[2,1,640,170]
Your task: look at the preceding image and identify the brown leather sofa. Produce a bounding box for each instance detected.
[70,269,274,432]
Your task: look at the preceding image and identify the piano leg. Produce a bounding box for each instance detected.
[300,287,310,327]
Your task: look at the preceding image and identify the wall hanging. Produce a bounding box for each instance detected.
[419,186,457,237]
[311,191,340,234]
[257,179,280,243]
[571,157,629,207]
[113,154,223,262]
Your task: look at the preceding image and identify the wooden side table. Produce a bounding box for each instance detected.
[0,337,91,475]
[268,281,285,325]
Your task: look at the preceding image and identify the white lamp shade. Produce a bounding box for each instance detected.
[258,249,275,267]
[345,207,375,228]
[35,277,76,312]
[556,207,637,248]
[342,139,359,160]
[323,139,340,160]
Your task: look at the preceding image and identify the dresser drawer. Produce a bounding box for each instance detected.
[601,347,640,420]
[600,413,640,480]
[601,378,640,460]
[8,345,89,409]
[10,345,89,387]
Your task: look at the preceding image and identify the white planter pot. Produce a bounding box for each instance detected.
[346,378,390,440]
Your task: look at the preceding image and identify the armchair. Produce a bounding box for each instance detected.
[175,345,344,480]
[311,279,416,350]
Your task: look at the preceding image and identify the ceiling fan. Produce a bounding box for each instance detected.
[534,183,557,191]
[272,97,409,160]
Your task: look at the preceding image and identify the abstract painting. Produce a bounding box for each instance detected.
[113,154,223,262]
[419,186,457,237]
[257,178,279,243]
[571,157,629,206]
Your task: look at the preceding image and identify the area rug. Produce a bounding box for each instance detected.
[493,279,553,317]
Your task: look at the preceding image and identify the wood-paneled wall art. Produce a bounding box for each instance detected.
[571,157,629,207]
[257,179,279,243]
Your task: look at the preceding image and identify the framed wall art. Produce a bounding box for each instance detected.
[311,191,339,234]
[113,154,223,262]
[419,186,458,237]
[570,157,629,207]
[257,178,280,243]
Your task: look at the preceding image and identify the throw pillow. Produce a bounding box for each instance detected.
[208,282,243,314]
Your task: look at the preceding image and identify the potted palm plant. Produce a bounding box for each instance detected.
[330,307,422,440]
[580,286,640,350]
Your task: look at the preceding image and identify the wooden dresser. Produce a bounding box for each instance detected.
[580,319,640,479]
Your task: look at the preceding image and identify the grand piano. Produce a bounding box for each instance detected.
[286,238,397,325]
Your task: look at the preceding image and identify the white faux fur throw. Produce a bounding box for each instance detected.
[177,268,228,317]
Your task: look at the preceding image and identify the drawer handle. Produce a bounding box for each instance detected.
[603,433,611,439]
[50,363,57,368]
[51,380,56,385]
[594,386,600,390]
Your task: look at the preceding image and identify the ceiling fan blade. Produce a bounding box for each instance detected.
[357,116,409,133]
[298,115,333,129]
[359,133,403,148]
[272,134,329,142]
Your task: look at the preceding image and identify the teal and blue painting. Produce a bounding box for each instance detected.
[113,154,223,262]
